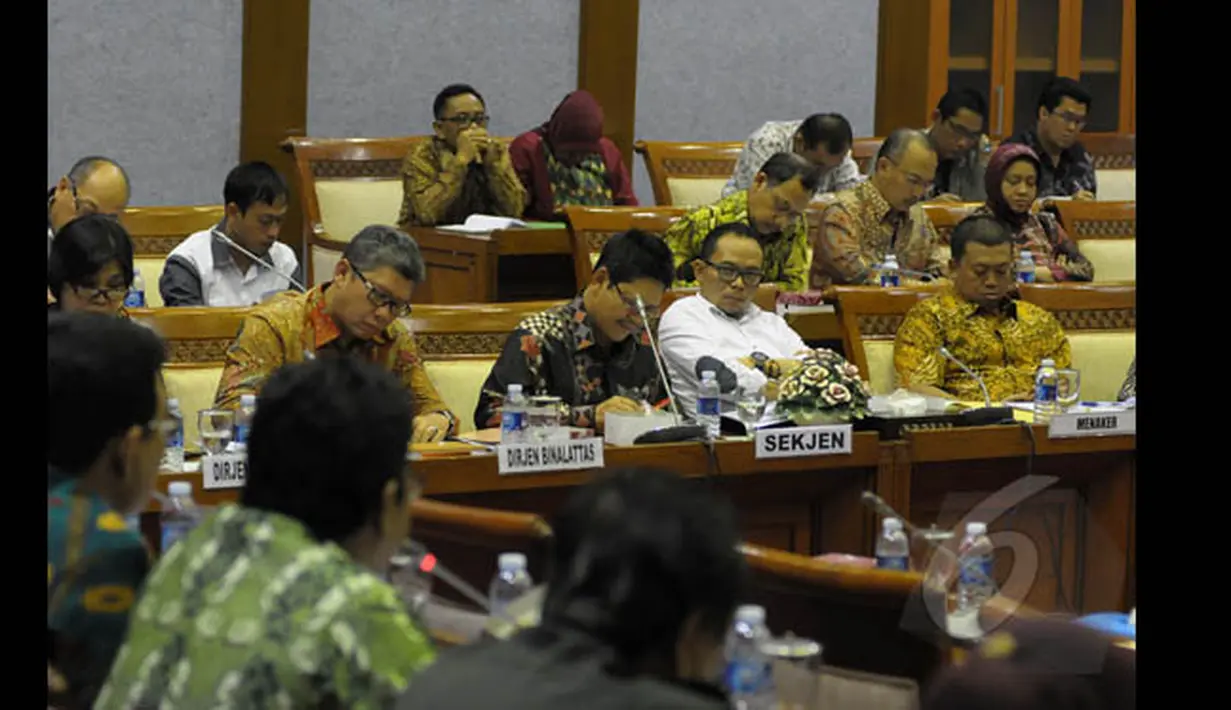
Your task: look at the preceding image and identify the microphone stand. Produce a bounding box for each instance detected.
[210,228,307,293]
[629,295,706,444]
[938,347,1014,426]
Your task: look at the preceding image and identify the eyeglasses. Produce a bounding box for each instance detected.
[348,261,413,317]
[944,118,983,142]
[70,282,128,305]
[438,113,490,127]
[613,284,659,319]
[701,260,764,287]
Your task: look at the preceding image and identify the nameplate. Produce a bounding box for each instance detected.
[1047,410,1136,439]
[497,438,605,475]
[202,453,247,490]
[755,425,853,459]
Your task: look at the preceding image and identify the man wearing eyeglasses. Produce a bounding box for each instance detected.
[1004,77,1098,201]
[48,156,131,258]
[812,129,947,289]
[398,83,526,228]
[214,225,458,442]
[659,223,811,413]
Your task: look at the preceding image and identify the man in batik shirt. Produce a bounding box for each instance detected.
[476,230,673,431]
[214,225,457,442]
[895,215,1071,401]
[97,357,436,709]
[666,152,819,292]
[722,113,864,199]
[812,129,947,289]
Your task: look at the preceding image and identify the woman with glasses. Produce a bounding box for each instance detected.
[48,214,135,316]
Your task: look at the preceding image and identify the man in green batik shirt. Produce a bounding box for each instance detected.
[664,152,819,292]
[97,357,435,710]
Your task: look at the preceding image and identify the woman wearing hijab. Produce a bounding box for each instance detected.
[509,90,638,221]
[972,143,1094,282]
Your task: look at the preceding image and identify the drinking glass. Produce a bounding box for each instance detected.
[764,634,822,709]
[388,540,434,620]
[1056,368,1082,410]
[198,409,235,455]
[526,395,564,442]
[735,387,767,432]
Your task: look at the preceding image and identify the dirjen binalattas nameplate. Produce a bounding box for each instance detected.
[1047,409,1136,439]
[497,438,605,475]
[202,453,247,490]
[755,425,853,459]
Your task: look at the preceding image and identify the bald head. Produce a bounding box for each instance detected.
[49,156,131,232]
[872,129,937,212]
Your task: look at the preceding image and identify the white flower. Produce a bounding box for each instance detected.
[779,380,802,400]
[844,363,861,378]
[824,383,852,405]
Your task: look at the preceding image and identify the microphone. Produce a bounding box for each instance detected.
[938,347,1014,426]
[211,228,306,293]
[695,356,739,395]
[631,294,707,444]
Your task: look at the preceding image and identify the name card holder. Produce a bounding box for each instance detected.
[202,453,247,490]
[497,437,605,475]
[755,424,854,460]
[1047,409,1136,439]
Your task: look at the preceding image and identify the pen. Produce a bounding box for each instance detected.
[652,398,671,411]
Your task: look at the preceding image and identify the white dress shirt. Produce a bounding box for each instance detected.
[160,228,300,307]
[659,294,808,414]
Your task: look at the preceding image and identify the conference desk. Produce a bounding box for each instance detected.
[408,226,575,303]
[145,425,1134,617]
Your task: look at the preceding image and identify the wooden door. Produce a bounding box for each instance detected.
[1000,0,1079,138]
[1072,0,1136,133]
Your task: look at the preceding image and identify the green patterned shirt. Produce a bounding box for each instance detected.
[663,190,809,292]
[96,504,435,710]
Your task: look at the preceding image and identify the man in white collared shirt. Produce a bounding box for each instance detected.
[160,162,301,307]
[660,222,810,413]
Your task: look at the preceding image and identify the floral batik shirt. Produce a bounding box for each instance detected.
[475,295,666,429]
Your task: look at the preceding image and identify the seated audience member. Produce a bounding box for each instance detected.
[812,129,946,289]
[214,225,457,442]
[666,153,819,291]
[48,313,170,709]
[1005,77,1097,200]
[722,113,863,198]
[476,230,672,432]
[397,467,743,710]
[894,215,1071,401]
[972,143,1093,282]
[48,156,131,257]
[510,90,637,221]
[96,357,436,709]
[921,616,1135,710]
[1118,358,1135,402]
[160,161,301,307]
[870,89,992,202]
[48,214,135,317]
[660,223,811,413]
[398,83,526,228]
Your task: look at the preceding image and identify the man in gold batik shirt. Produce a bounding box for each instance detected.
[215,225,457,442]
[398,84,525,228]
[812,129,947,289]
[664,152,818,292]
[894,214,1070,401]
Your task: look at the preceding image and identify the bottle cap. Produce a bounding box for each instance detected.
[240,394,256,407]
[498,552,527,571]
[1040,358,1055,367]
[701,370,716,380]
[735,604,766,625]
[883,517,903,532]
[507,383,523,394]
[168,481,192,497]
[966,522,987,535]
[167,398,180,407]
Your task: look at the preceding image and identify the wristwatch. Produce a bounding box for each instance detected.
[751,351,776,378]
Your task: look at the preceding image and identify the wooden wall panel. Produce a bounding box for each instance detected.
[578,0,641,171]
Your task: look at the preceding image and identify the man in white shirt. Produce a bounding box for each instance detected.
[722,114,864,199]
[159,161,301,307]
[660,222,810,413]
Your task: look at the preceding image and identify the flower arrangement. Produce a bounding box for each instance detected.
[775,349,872,424]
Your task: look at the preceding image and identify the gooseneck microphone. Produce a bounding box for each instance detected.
[631,294,706,443]
[939,346,991,408]
[938,346,1015,426]
[211,228,306,293]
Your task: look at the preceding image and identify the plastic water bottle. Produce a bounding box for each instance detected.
[124,269,146,307]
[488,552,534,621]
[880,254,901,287]
[1017,249,1036,283]
[234,394,257,447]
[1034,358,1059,421]
[161,399,184,472]
[501,384,527,444]
[875,517,911,570]
[697,370,721,439]
[956,522,995,612]
[160,481,200,553]
[725,604,776,710]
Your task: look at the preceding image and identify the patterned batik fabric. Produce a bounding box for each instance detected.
[474,295,664,429]
[1118,358,1136,401]
[894,285,1072,401]
[721,119,864,198]
[398,137,526,228]
[95,504,436,710]
[663,190,809,291]
[1003,129,1099,199]
[970,205,1094,282]
[545,148,615,211]
[48,468,153,709]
